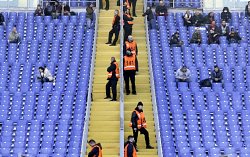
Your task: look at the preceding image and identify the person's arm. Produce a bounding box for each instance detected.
[236,32,241,41]
[127,143,134,157]
[228,12,232,20]
[142,9,149,16]
[218,71,223,80]
[107,63,116,72]
[164,6,168,15]
[175,69,181,79]
[131,111,137,128]
[211,71,215,80]
[186,70,191,79]
[88,147,99,157]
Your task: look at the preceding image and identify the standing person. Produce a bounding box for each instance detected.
[105,57,119,101]
[34,4,44,16]
[106,10,120,46]
[221,7,231,23]
[8,27,21,44]
[219,20,230,36]
[245,1,250,17]
[0,12,5,26]
[129,102,154,150]
[155,0,168,16]
[142,6,155,30]
[183,10,192,27]
[86,4,94,29]
[88,139,103,157]
[37,66,55,84]
[211,65,223,83]
[124,35,138,55]
[123,10,134,42]
[190,28,202,44]
[128,0,137,17]
[124,50,137,95]
[124,135,137,156]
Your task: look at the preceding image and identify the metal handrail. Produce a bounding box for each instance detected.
[80,0,99,156]
[144,1,163,157]
[119,0,124,156]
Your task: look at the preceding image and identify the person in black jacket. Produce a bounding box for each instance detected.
[227,27,241,44]
[208,21,220,44]
[124,135,137,155]
[170,31,183,47]
[204,12,215,24]
[155,1,168,16]
[105,57,119,101]
[123,10,134,42]
[130,102,154,150]
[44,2,53,16]
[88,139,103,157]
[221,7,231,23]
[142,6,155,29]
[191,11,203,27]
[106,10,120,46]
[183,10,192,27]
[0,12,5,26]
[211,66,223,83]
[34,4,43,16]
[219,20,229,36]
[245,1,250,17]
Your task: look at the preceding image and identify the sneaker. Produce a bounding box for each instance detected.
[146,145,154,149]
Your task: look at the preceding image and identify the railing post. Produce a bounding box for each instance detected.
[119,0,124,156]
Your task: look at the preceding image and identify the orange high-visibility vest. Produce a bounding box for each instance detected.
[129,110,147,129]
[124,55,136,71]
[125,14,134,25]
[90,145,103,157]
[125,41,137,55]
[124,143,137,157]
[107,62,120,78]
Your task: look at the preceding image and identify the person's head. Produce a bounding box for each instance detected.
[137,101,143,110]
[209,12,214,17]
[181,66,187,73]
[214,65,219,72]
[37,4,41,9]
[195,11,200,16]
[222,7,229,13]
[195,27,200,33]
[211,20,216,26]
[39,66,45,73]
[248,1,250,5]
[88,139,96,146]
[159,0,164,6]
[128,135,134,143]
[126,50,132,56]
[147,6,151,10]
[90,3,93,7]
[114,10,119,16]
[111,57,116,62]
[175,31,179,37]
[221,20,226,26]
[186,10,190,15]
[128,35,133,42]
[12,26,17,33]
[231,27,235,33]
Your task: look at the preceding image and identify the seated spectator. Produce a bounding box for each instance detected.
[142,6,155,29]
[190,28,202,44]
[204,12,215,24]
[245,1,250,17]
[0,12,5,26]
[86,3,94,29]
[183,10,192,27]
[8,27,20,44]
[211,66,223,83]
[51,1,62,19]
[34,4,43,16]
[170,31,183,47]
[191,11,203,27]
[219,20,229,36]
[155,1,168,16]
[37,66,55,84]
[227,27,241,43]
[62,3,70,16]
[208,21,220,44]
[221,7,231,23]
[44,2,53,16]
[175,66,191,86]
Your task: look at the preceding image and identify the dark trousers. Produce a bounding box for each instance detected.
[106,79,117,100]
[108,27,119,44]
[105,0,109,9]
[129,0,137,16]
[133,127,150,147]
[124,70,136,94]
[124,26,132,42]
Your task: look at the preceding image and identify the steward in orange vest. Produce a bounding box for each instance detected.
[124,35,138,55]
[123,10,134,42]
[88,139,103,157]
[123,50,137,95]
[105,57,119,101]
[124,135,138,156]
[129,102,154,150]
[106,10,120,46]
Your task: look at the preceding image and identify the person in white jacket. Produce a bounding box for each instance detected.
[37,66,55,84]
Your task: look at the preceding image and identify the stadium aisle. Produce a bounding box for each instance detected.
[85,5,121,157]
[124,0,158,156]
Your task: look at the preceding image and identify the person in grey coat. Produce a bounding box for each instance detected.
[86,3,94,29]
[8,27,20,43]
